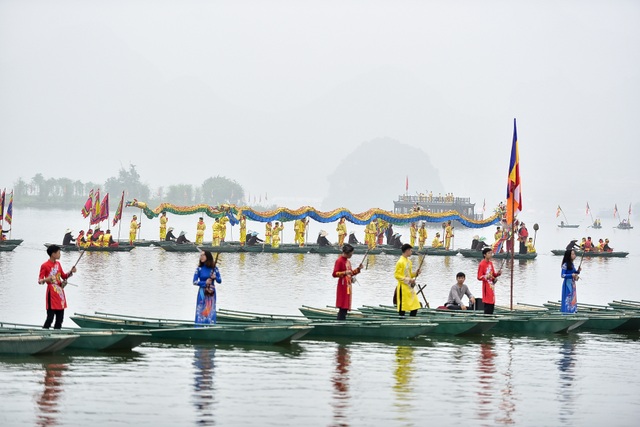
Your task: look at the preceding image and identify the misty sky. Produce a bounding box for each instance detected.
[1,0,638,218]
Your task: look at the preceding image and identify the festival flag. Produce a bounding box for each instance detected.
[505,119,522,224]
[556,205,562,218]
[4,190,13,225]
[90,190,101,225]
[113,191,125,226]
[0,189,5,220]
[81,189,94,218]
[586,202,590,215]
[483,199,486,212]
[98,193,109,222]
[405,176,409,192]
[613,204,618,218]
[629,203,632,216]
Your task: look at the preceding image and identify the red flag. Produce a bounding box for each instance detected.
[112,191,125,226]
[90,190,101,225]
[98,193,109,222]
[405,176,409,192]
[4,190,13,225]
[556,205,562,218]
[613,204,618,218]
[586,202,590,215]
[505,119,522,224]
[0,189,5,220]
[81,189,94,218]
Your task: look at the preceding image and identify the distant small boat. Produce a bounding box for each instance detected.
[616,222,633,230]
[557,222,580,228]
[458,248,537,259]
[44,243,135,252]
[550,249,628,258]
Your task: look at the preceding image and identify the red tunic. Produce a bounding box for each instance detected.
[332,255,361,310]
[477,259,500,305]
[39,260,71,310]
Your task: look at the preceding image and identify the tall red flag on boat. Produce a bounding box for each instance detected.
[505,119,522,224]
[405,176,409,192]
[586,202,590,215]
[98,193,109,223]
[112,191,125,226]
[4,190,13,225]
[0,189,5,221]
[613,204,618,218]
[81,189,94,218]
[90,190,101,225]
[556,205,562,218]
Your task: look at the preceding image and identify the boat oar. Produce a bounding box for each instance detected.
[533,223,539,248]
[358,249,370,270]
[62,249,85,288]
[416,284,430,308]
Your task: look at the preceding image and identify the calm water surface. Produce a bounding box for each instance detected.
[1,208,639,426]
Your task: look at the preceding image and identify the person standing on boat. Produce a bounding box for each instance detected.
[409,222,417,246]
[129,216,141,245]
[294,218,306,247]
[444,220,454,250]
[417,222,427,250]
[271,222,283,248]
[365,221,377,249]
[195,217,206,245]
[219,215,229,243]
[518,222,529,254]
[265,221,273,246]
[159,212,168,241]
[239,215,247,246]
[394,244,422,317]
[477,247,501,314]
[193,251,221,325]
[62,229,75,246]
[336,217,347,246]
[38,244,77,329]
[560,249,581,313]
[332,244,363,320]
[212,219,222,246]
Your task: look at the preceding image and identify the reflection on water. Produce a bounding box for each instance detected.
[477,339,496,421]
[497,340,516,425]
[36,360,69,427]
[331,344,350,427]
[557,337,578,424]
[193,346,217,426]
[393,345,415,422]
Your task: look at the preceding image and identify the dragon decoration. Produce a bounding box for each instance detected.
[125,200,502,229]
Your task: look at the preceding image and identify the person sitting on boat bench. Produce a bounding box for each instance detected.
[246,231,264,246]
[176,231,191,244]
[317,230,331,247]
[392,233,403,249]
[165,227,177,241]
[62,228,75,246]
[603,238,613,252]
[471,235,488,251]
[348,232,360,245]
[445,272,476,310]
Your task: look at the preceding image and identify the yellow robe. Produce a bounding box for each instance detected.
[195,221,206,245]
[336,222,347,246]
[445,225,454,250]
[212,222,221,246]
[219,216,229,241]
[418,228,427,249]
[394,256,420,312]
[239,218,247,245]
[102,233,112,247]
[272,225,283,248]
[129,220,139,244]
[294,219,305,246]
[526,241,536,253]
[159,216,168,240]
[265,223,273,245]
[432,237,442,248]
[409,224,417,246]
[365,222,377,249]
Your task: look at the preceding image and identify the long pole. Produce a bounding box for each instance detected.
[137,208,142,240]
[510,196,515,310]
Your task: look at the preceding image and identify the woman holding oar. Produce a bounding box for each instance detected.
[193,251,221,325]
[332,244,364,320]
[560,249,581,314]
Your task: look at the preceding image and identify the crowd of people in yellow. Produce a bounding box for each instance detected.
[577,236,614,252]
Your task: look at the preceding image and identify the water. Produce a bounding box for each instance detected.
[1,208,639,426]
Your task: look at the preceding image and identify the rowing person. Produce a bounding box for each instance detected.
[394,244,421,317]
[62,228,75,246]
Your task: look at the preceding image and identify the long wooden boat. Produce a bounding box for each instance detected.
[0,244,18,252]
[302,306,496,336]
[557,224,580,228]
[0,321,150,351]
[160,243,200,252]
[616,223,633,230]
[44,243,135,252]
[1,239,23,246]
[550,249,629,258]
[458,249,537,259]
[0,334,79,355]
[70,313,312,344]
[118,239,162,247]
[517,302,639,332]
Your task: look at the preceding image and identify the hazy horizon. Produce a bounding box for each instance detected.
[1,1,638,217]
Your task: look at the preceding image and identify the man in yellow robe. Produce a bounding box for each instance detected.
[195,217,206,245]
[212,219,222,246]
[219,216,229,242]
[365,222,377,249]
[336,218,347,246]
[432,233,443,248]
[526,237,536,253]
[272,222,283,248]
[444,220,454,250]
[129,216,140,245]
[294,219,307,247]
[417,222,427,250]
[394,244,421,316]
[494,226,503,245]
[239,215,247,246]
[159,212,168,241]
[409,222,417,247]
[265,222,273,245]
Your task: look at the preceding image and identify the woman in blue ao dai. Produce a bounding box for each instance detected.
[193,251,221,324]
[560,249,581,313]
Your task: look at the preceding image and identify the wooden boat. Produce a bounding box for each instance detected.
[0,334,79,355]
[70,313,312,344]
[0,244,18,252]
[118,239,162,247]
[557,224,580,228]
[616,223,633,230]
[550,249,628,258]
[1,239,23,246]
[302,306,497,336]
[160,243,200,252]
[458,248,537,259]
[0,322,150,351]
[44,243,135,252]
[518,302,640,332]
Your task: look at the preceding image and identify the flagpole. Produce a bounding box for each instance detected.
[510,195,515,311]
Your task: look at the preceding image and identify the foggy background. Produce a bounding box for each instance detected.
[1,0,638,220]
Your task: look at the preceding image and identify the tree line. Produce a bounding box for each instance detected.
[11,165,250,209]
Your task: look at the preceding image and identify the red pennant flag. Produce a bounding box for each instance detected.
[82,189,94,218]
[112,191,125,226]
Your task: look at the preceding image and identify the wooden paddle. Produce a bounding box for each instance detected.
[416,284,430,308]
[62,249,85,289]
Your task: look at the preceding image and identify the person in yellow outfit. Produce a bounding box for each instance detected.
[417,222,427,250]
[102,229,115,247]
[219,216,229,242]
[272,222,284,248]
[212,219,222,246]
[432,232,443,248]
[159,212,168,241]
[294,218,307,247]
[444,220,454,250]
[195,217,206,245]
[239,215,247,246]
[409,222,417,247]
[265,221,273,245]
[129,216,141,245]
[394,244,422,316]
[336,218,347,246]
[365,222,377,249]
[494,226,503,245]
[525,237,536,253]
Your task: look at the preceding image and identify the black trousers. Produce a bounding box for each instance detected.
[337,308,348,320]
[398,310,418,317]
[43,309,64,329]
[483,304,495,315]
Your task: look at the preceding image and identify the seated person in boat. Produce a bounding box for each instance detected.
[75,230,85,247]
[317,230,331,247]
[246,231,264,246]
[165,227,177,241]
[83,229,94,247]
[102,230,118,247]
[348,232,360,245]
[597,239,605,252]
[92,226,103,244]
[603,238,613,252]
[525,237,536,253]
[445,272,475,310]
[431,233,443,248]
[62,228,75,246]
[584,236,594,252]
[176,231,191,244]
[391,233,403,249]
[579,238,586,250]
[471,235,489,251]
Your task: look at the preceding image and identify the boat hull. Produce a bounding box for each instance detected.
[550,249,628,258]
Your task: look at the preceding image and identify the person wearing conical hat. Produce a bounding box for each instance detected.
[271,221,284,248]
[129,215,141,245]
[176,230,190,244]
[418,222,428,250]
[265,221,273,246]
[165,227,177,242]
[62,228,75,246]
[336,218,347,246]
[432,232,443,248]
[239,215,247,246]
[317,230,331,247]
[159,212,168,241]
[195,217,206,246]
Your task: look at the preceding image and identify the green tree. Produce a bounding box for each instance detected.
[201,176,244,205]
[104,164,150,201]
[166,184,194,205]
